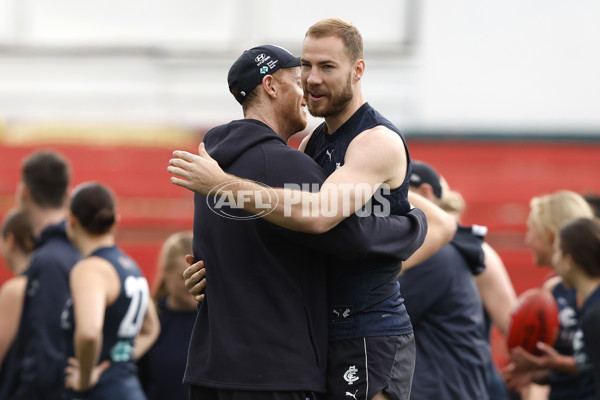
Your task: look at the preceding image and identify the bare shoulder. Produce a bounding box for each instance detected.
[355,125,404,143]
[0,275,27,300]
[345,125,407,184]
[71,256,116,283]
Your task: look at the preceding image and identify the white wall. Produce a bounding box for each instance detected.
[0,0,598,135]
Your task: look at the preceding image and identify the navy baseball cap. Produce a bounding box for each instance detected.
[227,45,301,104]
[410,161,443,199]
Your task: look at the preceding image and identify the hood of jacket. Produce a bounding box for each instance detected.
[451,224,488,276]
[203,119,285,168]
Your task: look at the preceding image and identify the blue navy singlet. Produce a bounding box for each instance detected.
[62,245,150,400]
[547,282,595,400]
[7,221,80,400]
[304,103,414,340]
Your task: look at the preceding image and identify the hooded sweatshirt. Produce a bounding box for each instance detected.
[183,119,426,392]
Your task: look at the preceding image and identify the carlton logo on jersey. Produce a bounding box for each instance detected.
[344,365,360,385]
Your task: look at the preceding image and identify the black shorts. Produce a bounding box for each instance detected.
[189,386,323,400]
[326,334,415,400]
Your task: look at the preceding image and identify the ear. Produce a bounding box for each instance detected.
[417,183,436,202]
[67,211,77,230]
[16,181,29,206]
[353,59,365,82]
[561,252,577,276]
[261,75,278,100]
[3,232,16,252]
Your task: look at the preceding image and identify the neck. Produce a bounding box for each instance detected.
[9,252,29,275]
[245,106,291,142]
[574,274,600,303]
[78,234,114,257]
[324,91,366,134]
[29,206,67,238]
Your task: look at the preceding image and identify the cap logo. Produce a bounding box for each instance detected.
[260,66,269,74]
[255,53,267,63]
[410,174,422,183]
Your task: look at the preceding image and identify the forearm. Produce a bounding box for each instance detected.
[74,331,101,390]
[134,331,158,360]
[134,301,160,360]
[213,178,364,233]
[547,354,579,374]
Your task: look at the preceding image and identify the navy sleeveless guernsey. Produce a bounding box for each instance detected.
[62,245,150,400]
[304,103,414,339]
[547,282,595,400]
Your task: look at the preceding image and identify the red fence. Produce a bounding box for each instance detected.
[1,138,599,368]
[2,139,599,290]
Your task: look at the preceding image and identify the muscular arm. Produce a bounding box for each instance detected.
[169,127,408,234]
[0,276,26,369]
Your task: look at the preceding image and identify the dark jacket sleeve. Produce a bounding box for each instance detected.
[450,225,487,275]
[296,208,427,262]
[266,145,428,262]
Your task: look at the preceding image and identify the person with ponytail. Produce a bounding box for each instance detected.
[0,208,34,399]
[62,182,159,399]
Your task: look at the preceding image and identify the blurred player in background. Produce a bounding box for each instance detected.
[400,160,492,400]
[437,169,518,400]
[503,190,596,400]
[62,182,159,399]
[138,231,197,400]
[553,218,600,399]
[0,208,34,400]
[7,151,81,400]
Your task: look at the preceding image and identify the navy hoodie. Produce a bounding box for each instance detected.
[183,119,426,392]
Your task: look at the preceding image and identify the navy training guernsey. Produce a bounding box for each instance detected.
[580,288,600,399]
[304,102,414,339]
[547,282,595,400]
[399,227,491,400]
[7,221,80,400]
[571,286,600,400]
[62,245,150,400]
[184,119,426,392]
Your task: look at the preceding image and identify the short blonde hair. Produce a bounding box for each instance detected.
[439,176,465,217]
[529,190,594,236]
[305,18,364,62]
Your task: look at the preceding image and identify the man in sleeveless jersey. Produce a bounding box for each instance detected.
[6,151,81,400]
[170,19,457,400]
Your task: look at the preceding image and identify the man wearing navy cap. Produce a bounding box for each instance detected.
[177,44,429,400]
